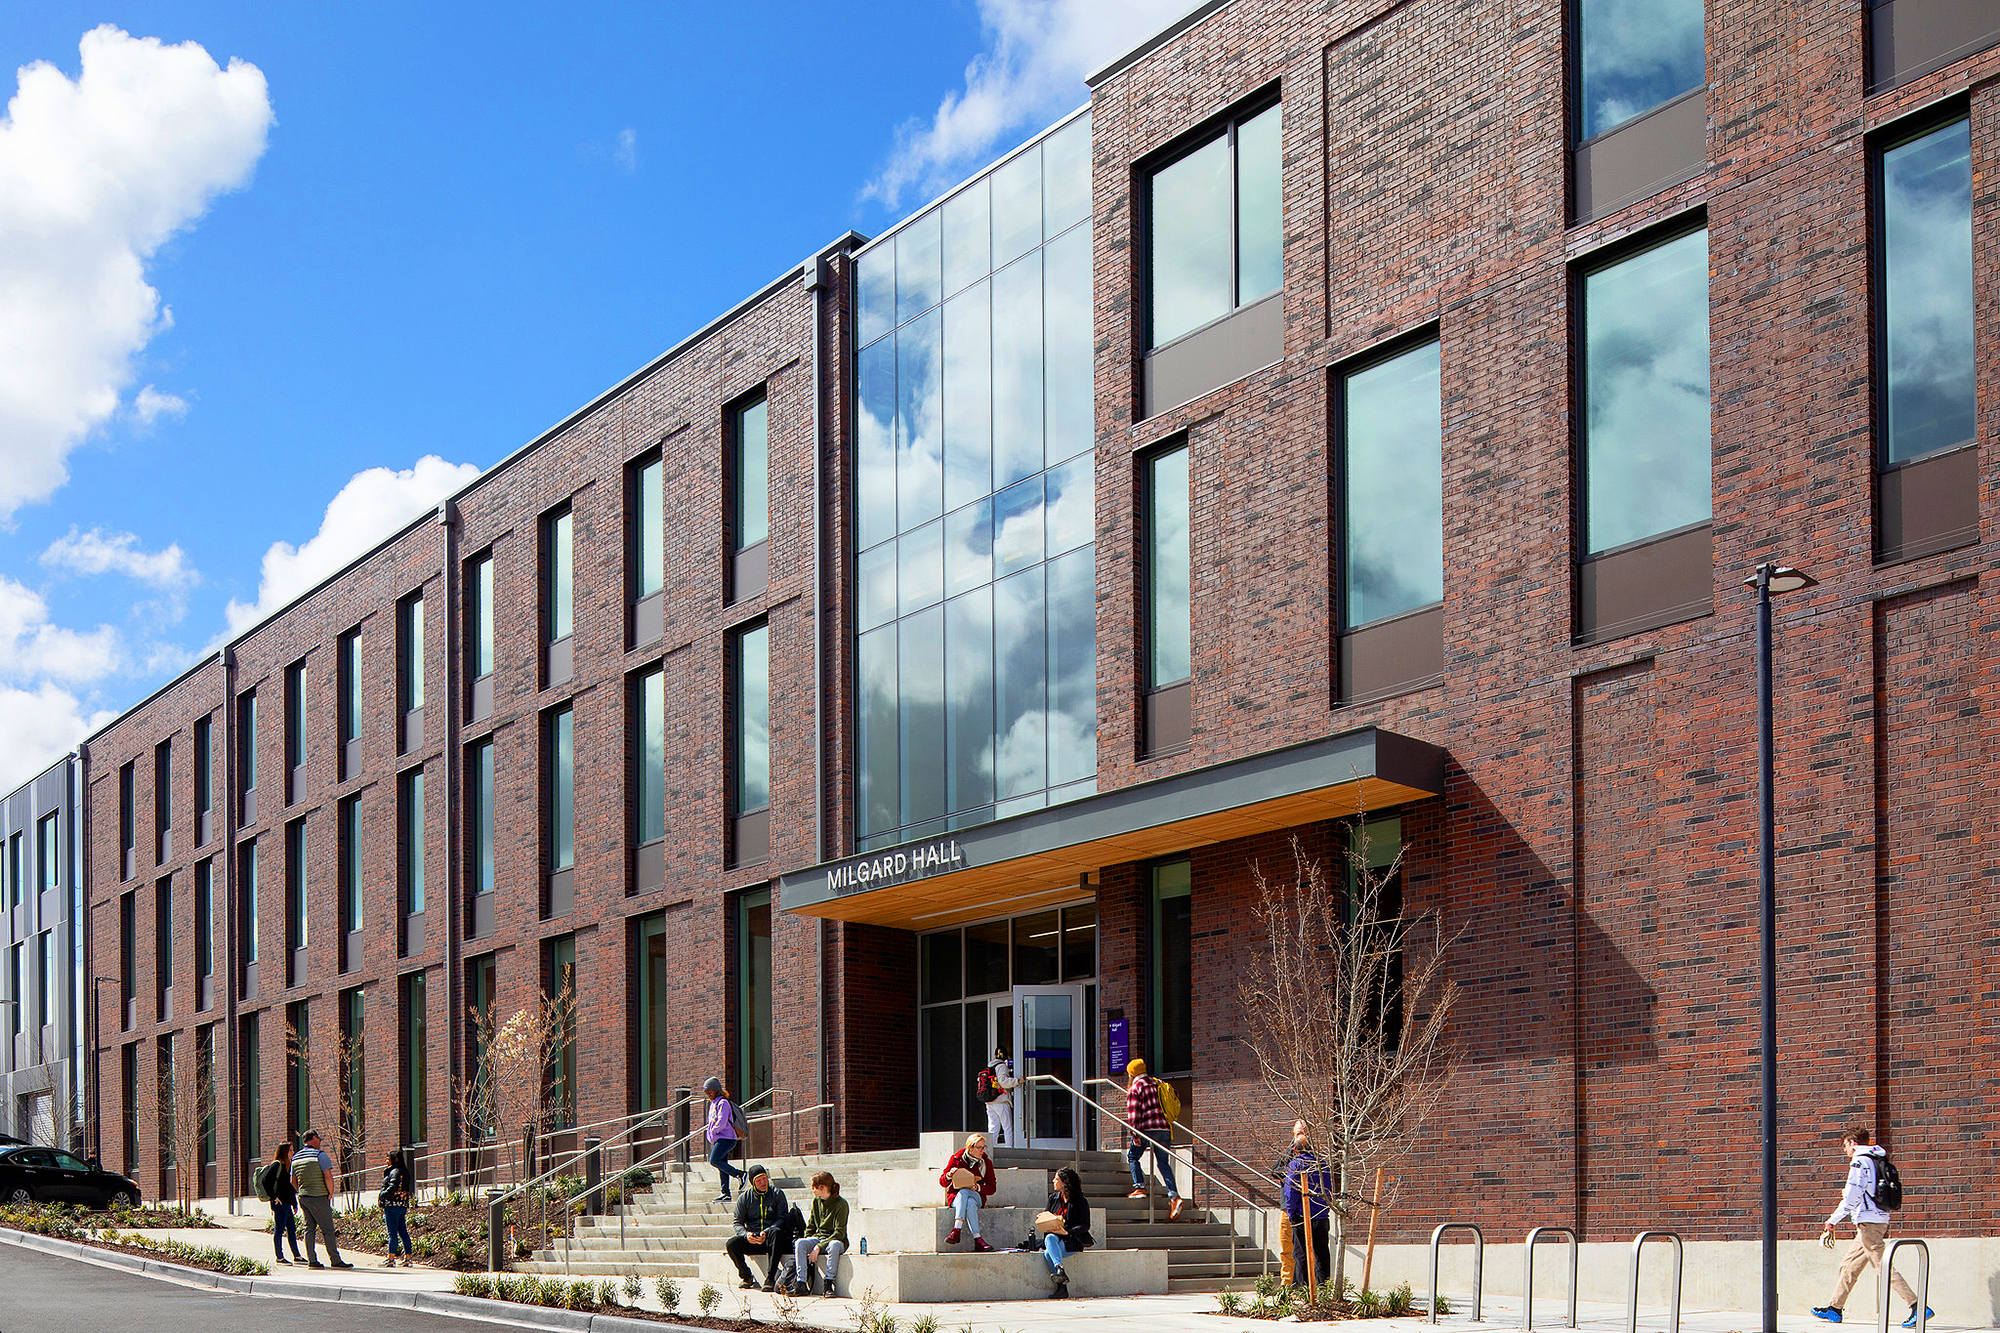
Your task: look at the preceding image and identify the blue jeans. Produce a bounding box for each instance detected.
[272,1200,302,1258]
[1043,1232,1068,1273]
[951,1190,982,1237]
[709,1138,746,1196]
[384,1204,413,1256]
[1128,1135,1179,1199]
[793,1235,845,1292]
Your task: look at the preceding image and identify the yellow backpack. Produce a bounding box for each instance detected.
[1156,1079,1181,1124]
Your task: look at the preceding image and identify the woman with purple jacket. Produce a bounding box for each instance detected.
[704,1076,749,1203]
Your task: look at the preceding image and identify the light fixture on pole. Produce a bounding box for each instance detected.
[1743,561,1817,1333]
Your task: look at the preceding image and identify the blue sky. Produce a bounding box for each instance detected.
[0,1,1193,786]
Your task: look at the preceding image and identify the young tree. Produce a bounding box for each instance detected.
[451,1000,499,1189]
[157,1034,215,1214]
[459,979,577,1187]
[284,1017,365,1207]
[1241,832,1459,1300]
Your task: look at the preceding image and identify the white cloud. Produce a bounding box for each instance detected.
[131,385,189,424]
[0,576,121,684]
[0,682,113,790]
[41,525,197,588]
[864,0,1192,207]
[224,455,481,635]
[615,127,638,172]
[0,25,271,521]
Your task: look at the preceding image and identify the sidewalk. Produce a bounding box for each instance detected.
[126,1220,461,1294]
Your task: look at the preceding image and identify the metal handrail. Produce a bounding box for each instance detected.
[742,1101,835,1161]
[1082,1076,1278,1208]
[1523,1227,1578,1331]
[1627,1231,1683,1333]
[1429,1222,1484,1323]
[1025,1073,1268,1280]
[1879,1239,1928,1333]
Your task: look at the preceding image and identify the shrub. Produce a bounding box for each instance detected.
[1254,1272,1281,1299]
[1216,1291,1244,1315]
[492,1274,524,1302]
[623,1271,643,1304]
[657,1276,682,1312]
[454,1272,494,1298]
[697,1282,722,1316]
[1434,1295,1454,1317]
[1384,1283,1415,1318]
[1354,1288,1382,1317]
[596,1279,620,1308]
[910,1315,938,1333]
[620,1166,655,1190]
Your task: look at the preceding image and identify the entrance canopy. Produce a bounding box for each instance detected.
[780,727,1445,930]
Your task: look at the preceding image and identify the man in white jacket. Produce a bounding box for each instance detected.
[983,1048,1019,1147]
[1811,1128,1928,1327]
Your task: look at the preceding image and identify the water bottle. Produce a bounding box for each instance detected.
[859,1236,868,1256]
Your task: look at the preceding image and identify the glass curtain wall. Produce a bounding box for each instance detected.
[853,112,1096,851]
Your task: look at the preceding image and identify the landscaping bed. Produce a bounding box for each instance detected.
[452,1271,874,1330]
[1210,1276,1437,1322]
[0,1202,264,1277]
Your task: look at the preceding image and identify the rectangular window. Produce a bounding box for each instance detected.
[36,930,52,1030]
[735,889,773,1102]
[547,706,574,871]
[340,988,364,1163]
[544,935,576,1127]
[196,1023,216,1166]
[239,692,258,797]
[285,820,307,953]
[7,831,19,907]
[632,454,663,598]
[193,715,212,823]
[6,944,18,1035]
[284,658,307,775]
[1144,445,1192,687]
[194,859,214,981]
[1576,0,1705,141]
[733,624,769,816]
[469,740,494,896]
[119,891,136,1010]
[467,953,495,1136]
[1341,338,1444,627]
[154,879,172,1007]
[1878,115,1974,467]
[38,812,56,893]
[470,552,495,679]
[400,768,425,915]
[732,393,769,554]
[338,629,362,744]
[154,739,172,850]
[119,762,135,867]
[285,1000,308,1135]
[637,913,670,1112]
[1150,860,1193,1076]
[122,1042,139,1172]
[545,506,574,642]
[1581,226,1710,554]
[1148,98,1281,348]
[339,795,363,933]
[399,593,425,712]
[634,667,665,845]
[402,970,427,1144]
[241,841,259,964]
[239,1014,260,1168]
[1347,815,1406,1043]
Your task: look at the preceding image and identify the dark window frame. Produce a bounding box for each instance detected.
[1138,435,1193,692]
[625,447,665,603]
[726,387,771,557]
[1566,0,1707,148]
[1332,323,1445,633]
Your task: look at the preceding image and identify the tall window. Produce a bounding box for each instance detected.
[731,394,769,556]
[637,913,670,1111]
[733,624,769,822]
[238,692,258,803]
[1148,98,1281,348]
[340,988,364,1164]
[634,667,665,847]
[547,706,574,874]
[1144,444,1192,690]
[284,659,307,779]
[399,593,425,713]
[285,820,307,953]
[1878,115,1974,467]
[1575,0,1705,142]
[193,715,212,831]
[1347,815,1406,1042]
[402,971,427,1144]
[240,1015,260,1168]
[338,629,362,745]
[339,795,363,933]
[6,944,18,1035]
[467,953,495,1136]
[736,890,773,1102]
[38,812,57,893]
[35,930,51,1030]
[544,506,574,643]
[1150,860,1193,1076]
[470,552,495,679]
[285,1000,309,1135]
[6,831,19,907]
[400,768,425,915]
[119,891,136,1012]
[1580,226,1710,555]
[154,739,172,858]
[194,859,214,988]
[195,1023,216,1169]
[544,935,576,1127]
[853,113,1097,850]
[1341,339,1444,627]
[154,880,171,1012]
[118,761,134,870]
[241,841,259,965]
[469,740,494,897]
[632,455,663,599]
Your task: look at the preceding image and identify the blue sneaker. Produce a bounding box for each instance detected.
[1901,1308,1933,1328]
[1812,1308,1843,1323]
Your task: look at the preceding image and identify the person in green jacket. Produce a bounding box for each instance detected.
[791,1172,848,1297]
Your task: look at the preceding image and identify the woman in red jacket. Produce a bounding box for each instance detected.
[938,1132,998,1251]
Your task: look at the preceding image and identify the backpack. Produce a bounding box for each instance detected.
[977,1067,1002,1103]
[1870,1153,1904,1211]
[254,1160,278,1202]
[1156,1079,1181,1124]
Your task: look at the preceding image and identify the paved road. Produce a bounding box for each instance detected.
[0,1242,493,1333]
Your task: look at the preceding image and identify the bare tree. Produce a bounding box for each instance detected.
[1241,832,1459,1300]
[458,979,576,1187]
[285,1018,365,1207]
[451,999,499,1188]
[157,1034,215,1214]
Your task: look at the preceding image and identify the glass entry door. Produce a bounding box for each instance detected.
[1013,984,1087,1150]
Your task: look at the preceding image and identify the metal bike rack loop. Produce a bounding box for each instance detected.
[1429,1222,1484,1324]
[1627,1231,1684,1333]
[1523,1227,1579,1331]
[1879,1239,1929,1333]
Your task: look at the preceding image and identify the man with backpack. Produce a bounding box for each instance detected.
[1812,1128,1930,1327]
[1122,1058,1183,1220]
[979,1047,1019,1147]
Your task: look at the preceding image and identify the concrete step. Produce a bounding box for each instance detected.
[517,1260,699,1277]
[1170,1274,1270,1294]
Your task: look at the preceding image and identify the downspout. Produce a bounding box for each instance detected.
[437,499,460,1172]
[802,251,829,1147]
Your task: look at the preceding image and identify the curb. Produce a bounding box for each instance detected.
[0,1227,729,1333]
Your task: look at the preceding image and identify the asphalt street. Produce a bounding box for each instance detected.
[0,1242,496,1333]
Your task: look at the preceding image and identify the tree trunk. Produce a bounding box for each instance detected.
[1330,1160,1351,1294]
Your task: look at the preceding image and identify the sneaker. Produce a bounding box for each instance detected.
[275,1257,291,1265]
[974,1238,994,1253]
[946,1227,962,1245]
[1170,1197,1185,1221]
[332,1261,355,1269]
[1902,1309,1934,1328]
[307,1262,327,1270]
[1126,1188,1148,1199]
[714,1194,733,1204]
[739,1277,759,1290]
[1812,1308,1843,1323]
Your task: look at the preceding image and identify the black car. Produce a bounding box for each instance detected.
[0,1145,140,1207]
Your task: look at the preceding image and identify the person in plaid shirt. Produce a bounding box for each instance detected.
[1123,1058,1183,1219]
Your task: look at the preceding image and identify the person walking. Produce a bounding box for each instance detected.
[980,1048,1019,1148]
[1812,1128,1931,1327]
[1041,1165,1093,1299]
[1272,1120,1309,1286]
[1122,1058,1184,1220]
[791,1171,848,1297]
[379,1147,414,1267]
[938,1132,998,1250]
[725,1165,796,1290]
[261,1142,306,1265]
[291,1129,353,1269]
[703,1077,749,1204]
[1283,1129,1333,1291]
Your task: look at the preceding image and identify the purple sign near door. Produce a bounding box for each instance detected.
[1107,1018,1129,1076]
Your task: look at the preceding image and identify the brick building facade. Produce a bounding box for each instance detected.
[77,0,1995,1277]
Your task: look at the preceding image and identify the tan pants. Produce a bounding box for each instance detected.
[1830,1222,1917,1310]
[1278,1214,1294,1285]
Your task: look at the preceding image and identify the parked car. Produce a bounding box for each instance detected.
[0,1133,25,1147]
[0,1145,140,1207]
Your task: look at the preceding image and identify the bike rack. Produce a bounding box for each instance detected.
[1429,1222,1484,1324]
[1523,1227,1579,1331]
[1879,1239,1929,1333]
[1627,1231,1684,1333]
